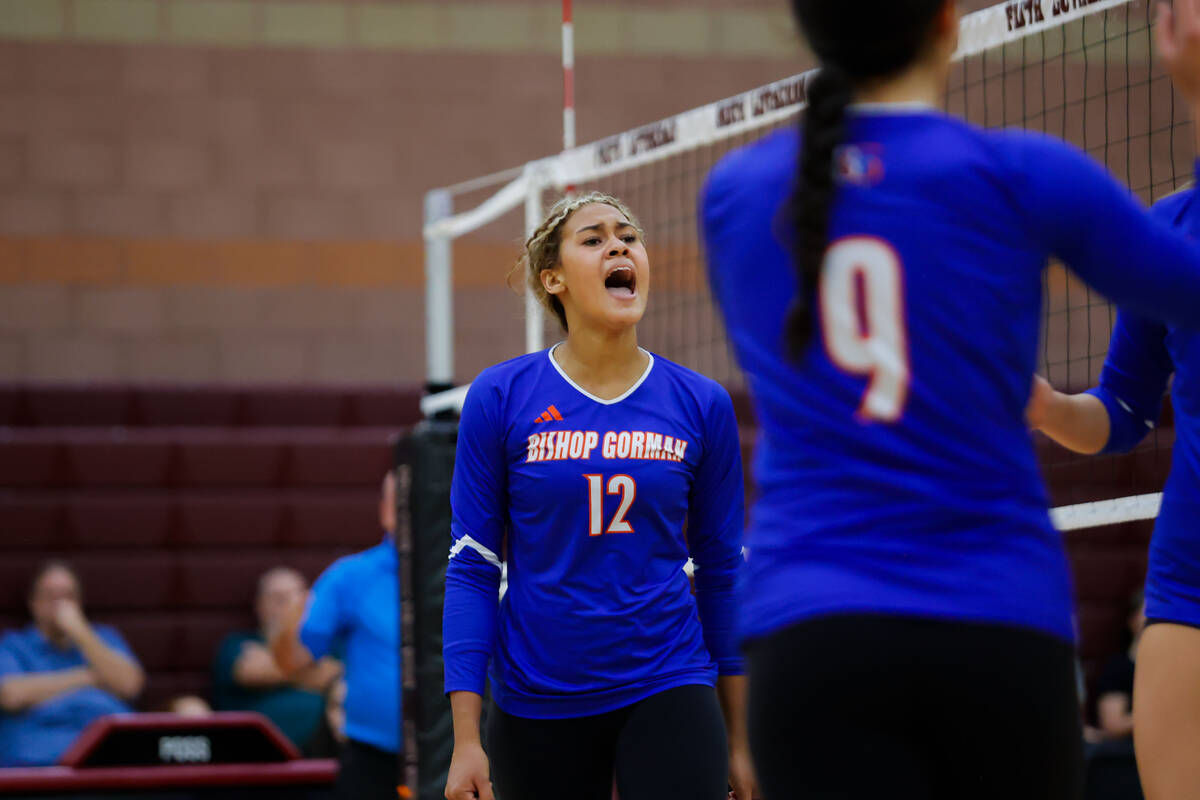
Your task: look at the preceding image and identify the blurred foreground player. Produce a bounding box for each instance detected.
[443,193,754,800]
[1030,107,1200,795]
[0,561,145,766]
[702,0,1200,797]
[274,473,403,800]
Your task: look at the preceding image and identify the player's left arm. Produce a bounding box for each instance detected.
[686,384,746,677]
[1030,311,1172,455]
[686,384,755,796]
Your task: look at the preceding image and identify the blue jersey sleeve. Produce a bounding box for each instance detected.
[443,379,506,696]
[687,385,746,676]
[300,564,348,660]
[1085,311,1172,453]
[1015,141,1200,330]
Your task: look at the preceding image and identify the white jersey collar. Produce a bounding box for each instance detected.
[547,343,655,406]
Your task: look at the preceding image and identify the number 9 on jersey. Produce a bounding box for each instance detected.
[819,236,910,422]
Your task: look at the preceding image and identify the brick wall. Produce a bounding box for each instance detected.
[0,1,806,384]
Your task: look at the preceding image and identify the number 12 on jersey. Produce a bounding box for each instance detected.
[819,236,911,422]
[584,474,636,536]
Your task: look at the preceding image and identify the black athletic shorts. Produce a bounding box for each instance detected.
[746,614,1084,800]
[485,683,729,800]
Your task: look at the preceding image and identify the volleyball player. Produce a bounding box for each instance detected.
[1029,194,1200,798]
[442,193,756,800]
[700,0,1200,797]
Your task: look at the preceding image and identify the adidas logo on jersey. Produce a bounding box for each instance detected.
[534,405,564,423]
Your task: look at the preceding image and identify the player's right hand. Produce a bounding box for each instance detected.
[445,741,494,800]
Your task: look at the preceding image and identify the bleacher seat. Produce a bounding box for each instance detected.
[243,389,347,427]
[0,384,20,426]
[287,431,395,487]
[28,386,133,427]
[75,554,175,611]
[284,491,380,548]
[346,386,424,427]
[114,614,178,672]
[0,493,65,548]
[176,494,284,548]
[136,386,240,427]
[174,434,286,488]
[0,433,63,488]
[0,556,43,608]
[64,493,172,548]
[64,433,172,488]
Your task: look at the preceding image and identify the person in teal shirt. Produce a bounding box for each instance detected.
[212,566,342,749]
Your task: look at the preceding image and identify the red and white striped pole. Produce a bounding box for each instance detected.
[562,0,576,194]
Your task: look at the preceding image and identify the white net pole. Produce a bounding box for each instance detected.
[423,188,454,389]
[524,169,545,354]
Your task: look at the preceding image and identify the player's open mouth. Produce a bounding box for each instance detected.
[604,265,637,299]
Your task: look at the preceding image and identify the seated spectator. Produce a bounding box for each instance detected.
[272,472,403,800]
[0,561,145,766]
[1096,590,1146,741]
[212,567,341,750]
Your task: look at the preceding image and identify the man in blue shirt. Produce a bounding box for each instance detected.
[273,473,402,800]
[0,561,145,766]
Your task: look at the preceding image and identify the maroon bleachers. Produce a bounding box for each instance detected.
[0,382,418,710]
[176,494,286,547]
[0,382,424,428]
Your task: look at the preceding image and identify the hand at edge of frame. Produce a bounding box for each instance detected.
[1158,0,1200,104]
[445,740,495,800]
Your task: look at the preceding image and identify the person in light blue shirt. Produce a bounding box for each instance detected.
[0,561,144,766]
[273,473,402,800]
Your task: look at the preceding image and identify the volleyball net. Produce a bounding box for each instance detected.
[422,0,1189,530]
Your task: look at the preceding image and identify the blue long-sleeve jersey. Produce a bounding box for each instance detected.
[443,347,745,719]
[1085,183,1200,627]
[701,106,1200,644]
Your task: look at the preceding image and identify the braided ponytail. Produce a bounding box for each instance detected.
[786,66,854,360]
[785,0,949,361]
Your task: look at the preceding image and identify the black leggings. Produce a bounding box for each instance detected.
[485,684,729,800]
[746,615,1083,800]
[334,738,401,800]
